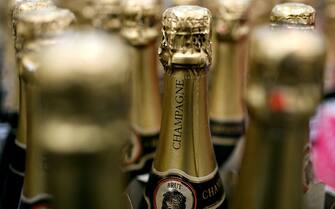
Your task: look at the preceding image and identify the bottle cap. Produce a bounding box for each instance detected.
[16,8,75,42]
[270,3,315,27]
[215,0,251,41]
[121,0,161,46]
[160,5,212,68]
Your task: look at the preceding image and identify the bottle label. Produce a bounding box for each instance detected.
[123,130,160,172]
[210,120,245,143]
[145,168,226,209]
[210,120,245,165]
[19,194,52,209]
[11,139,26,175]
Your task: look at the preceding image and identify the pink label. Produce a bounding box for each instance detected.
[311,100,335,189]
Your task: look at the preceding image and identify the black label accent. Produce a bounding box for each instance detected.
[19,195,52,209]
[145,171,226,209]
[210,120,245,139]
[123,131,160,173]
[0,139,26,209]
[210,120,245,166]
[11,140,26,174]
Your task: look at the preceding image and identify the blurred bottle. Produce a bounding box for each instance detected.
[54,0,122,30]
[14,0,55,169]
[250,0,278,26]
[230,27,326,209]
[209,0,251,167]
[15,7,75,209]
[312,1,335,208]
[33,31,130,209]
[145,6,227,209]
[323,0,335,98]
[0,1,55,209]
[120,0,162,179]
[270,3,326,209]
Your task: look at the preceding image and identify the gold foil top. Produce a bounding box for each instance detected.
[12,0,55,24]
[53,0,95,23]
[55,0,121,26]
[36,30,130,122]
[121,0,161,46]
[172,0,199,5]
[270,3,315,26]
[92,0,122,31]
[215,0,251,41]
[16,8,75,42]
[246,27,325,122]
[160,5,212,68]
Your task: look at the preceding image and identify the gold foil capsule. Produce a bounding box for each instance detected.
[92,0,122,32]
[16,7,75,51]
[121,0,161,46]
[160,5,212,68]
[215,0,251,41]
[270,2,316,27]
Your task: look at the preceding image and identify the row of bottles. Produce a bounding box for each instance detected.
[0,0,333,209]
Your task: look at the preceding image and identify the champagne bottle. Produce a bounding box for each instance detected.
[15,7,75,209]
[324,0,335,98]
[0,2,55,209]
[145,6,227,209]
[230,27,326,209]
[120,0,162,177]
[33,31,130,209]
[209,0,251,167]
[270,4,325,209]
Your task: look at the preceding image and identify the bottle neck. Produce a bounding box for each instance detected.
[153,67,217,177]
[209,41,244,122]
[47,149,125,209]
[324,20,335,95]
[130,43,161,134]
[232,119,308,209]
